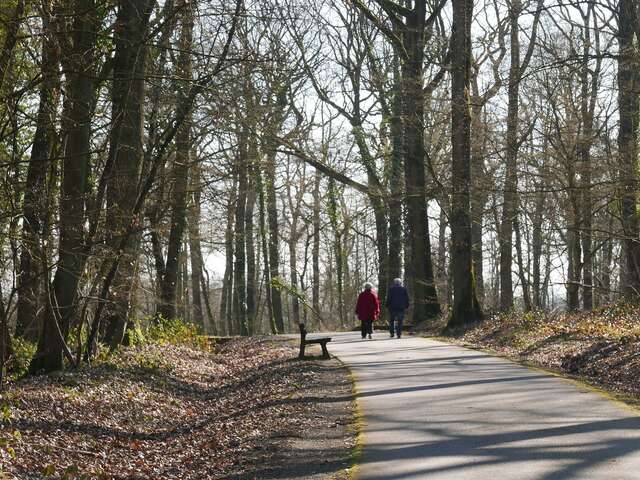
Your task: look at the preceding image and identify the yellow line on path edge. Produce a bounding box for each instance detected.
[332,355,364,480]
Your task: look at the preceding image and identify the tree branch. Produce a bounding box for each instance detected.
[348,0,407,58]
[521,0,544,73]
[375,0,413,17]
[426,0,449,30]
[277,143,372,196]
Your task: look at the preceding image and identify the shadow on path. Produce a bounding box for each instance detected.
[329,334,640,480]
[361,416,640,480]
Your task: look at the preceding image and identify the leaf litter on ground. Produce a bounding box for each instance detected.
[0,337,355,479]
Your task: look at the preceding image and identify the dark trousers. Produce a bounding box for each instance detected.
[389,310,405,337]
[361,319,373,338]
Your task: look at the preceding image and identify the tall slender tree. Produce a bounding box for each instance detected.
[187,161,206,330]
[499,0,542,311]
[30,0,96,373]
[17,3,61,340]
[232,124,249,335]
[220,174,237,334]
[103,0,155,347]
[264,91,286,333]
[448,0,482,327]
[618,0,640,296]
[157,0,195,323]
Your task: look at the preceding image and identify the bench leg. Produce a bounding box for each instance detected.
[321,343,329,359]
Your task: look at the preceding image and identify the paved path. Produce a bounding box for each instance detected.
[323,331,640,479]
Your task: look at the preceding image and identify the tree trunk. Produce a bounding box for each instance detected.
[401,0,440,322]
[188,162,205,330]
[371,195,389,308]
[618,0,640,297]
[178,242,189,322]
[257,165,276,333]
[448,0,482,327]
[141,0,175,303]
[531,189,544,309]
[328,179,345,326]
[17,5,60,340]
[601,219,614,305]
[0,281,13,382]
[232,126,248,335]
[150,229,165,293]
[157,3,194,323]
[566,217,582,310]
[499,0,523,312]
[103,0,154,347]
[581,182,593,310]
[289,237,301,326]
[437,199,448,301]
[220,174,236,335]
[245,139,257,335]
[312,170,321,321]
[265,149,284,332]
[287,162,309,328]
[388,56,403,281]
[470,98,488,305]
[514,213,532,311]
[543,239,552,308]
[30,0,96,373]
[579,4,601,310]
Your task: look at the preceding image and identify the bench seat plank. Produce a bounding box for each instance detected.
[305,337,331,344]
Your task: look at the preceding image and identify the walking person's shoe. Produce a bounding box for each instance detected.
[368,334,372,339]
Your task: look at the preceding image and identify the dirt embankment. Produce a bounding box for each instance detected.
[442,304,640,402]
[0,337,357,479]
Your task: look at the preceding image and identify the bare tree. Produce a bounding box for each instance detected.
[499,0,542,311]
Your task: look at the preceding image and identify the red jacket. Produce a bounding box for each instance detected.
[355,289,380,321]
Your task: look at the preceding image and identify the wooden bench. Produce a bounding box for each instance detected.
[298,323,331,359]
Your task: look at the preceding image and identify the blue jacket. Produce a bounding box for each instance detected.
[386,284,409,311]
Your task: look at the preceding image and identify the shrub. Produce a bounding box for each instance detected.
[7,337,36,380]
[123,325,145,347]
[144,316,208,350]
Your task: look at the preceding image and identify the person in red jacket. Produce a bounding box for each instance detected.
[355,283,380,340]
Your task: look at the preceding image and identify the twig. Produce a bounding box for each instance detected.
[33,442,101,458]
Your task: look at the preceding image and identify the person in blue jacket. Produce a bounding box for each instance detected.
[386,278,409,338]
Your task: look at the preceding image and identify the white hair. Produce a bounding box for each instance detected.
[393,278,402,285]
[364,282,373,290]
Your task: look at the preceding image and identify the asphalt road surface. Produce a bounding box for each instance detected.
[323,331,640,480]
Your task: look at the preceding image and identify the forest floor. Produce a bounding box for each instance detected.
[0,337,357,479]
[434,303,640,404]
